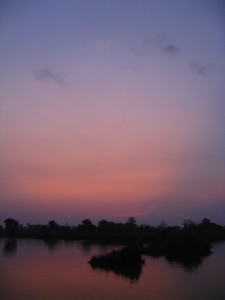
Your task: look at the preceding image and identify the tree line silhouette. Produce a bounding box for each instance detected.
[1,217,224,244]
[1,217,225,280]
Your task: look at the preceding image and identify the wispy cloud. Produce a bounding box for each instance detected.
[34,68,65,87]
[155,35,180,56]
[149,34,180,56]
[190,62,211,77]
[160,44,179,56]
[129,35,180,58]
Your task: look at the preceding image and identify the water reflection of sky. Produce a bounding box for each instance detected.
[0,239,225,300]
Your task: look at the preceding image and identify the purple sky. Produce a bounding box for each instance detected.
[0,0,225,225]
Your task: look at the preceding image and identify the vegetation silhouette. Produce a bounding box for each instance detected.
[1,216,224,274]
[141,230,212,271]
[4,218,19,235]
[165,251,209,272]
[89,246,144,281]
[1,217,224,244]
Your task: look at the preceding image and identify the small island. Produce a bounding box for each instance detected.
[1,217,225,280]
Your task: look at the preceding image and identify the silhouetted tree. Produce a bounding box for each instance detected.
[201,218,210,225]
[98,220,110,232]
[48,220,59,230]
[125,217,137,232]
[183,219,196,229]
[159,220,167,228]
[127,217,136,225]
[198,218,222,231]
[0,216,224,246]
[4,218,19,234]
[80,219,96,232]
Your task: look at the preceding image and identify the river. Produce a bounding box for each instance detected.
[0,238,224,300]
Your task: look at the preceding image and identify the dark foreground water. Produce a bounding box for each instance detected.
[0,239,224,300]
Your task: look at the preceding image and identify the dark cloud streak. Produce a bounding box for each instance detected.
[129,35,180,58]
[190,62,211,77]
[160,44,179,56]
[34,68,65,87]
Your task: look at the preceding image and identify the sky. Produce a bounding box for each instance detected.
[0,0,225,226]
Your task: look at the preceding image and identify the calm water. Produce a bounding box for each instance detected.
[0,238,224,300]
